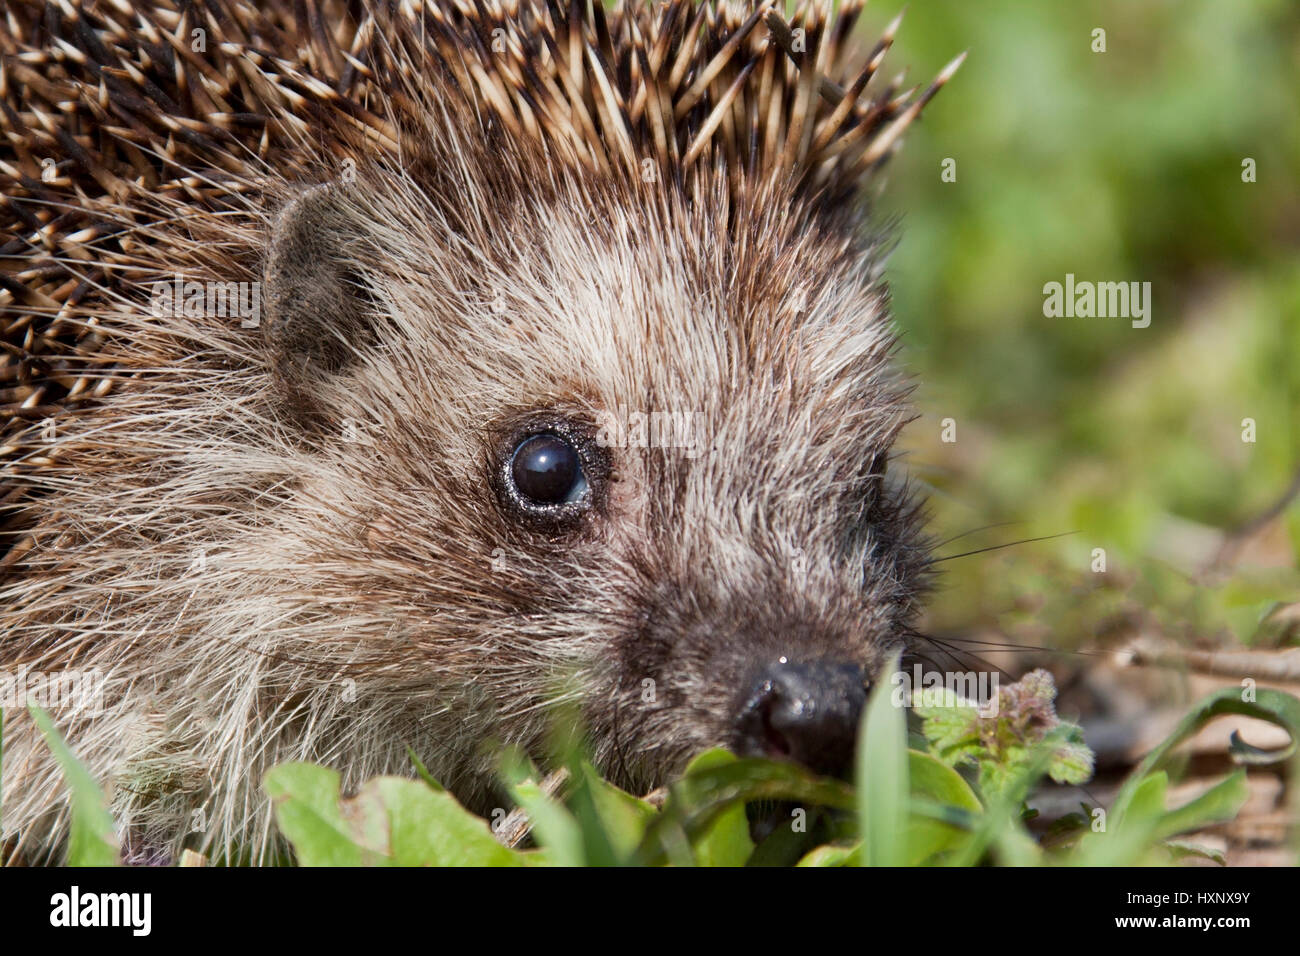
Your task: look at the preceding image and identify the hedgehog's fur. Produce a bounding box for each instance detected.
[0,0,957,863]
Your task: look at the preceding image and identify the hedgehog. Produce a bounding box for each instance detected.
[0,0,961,864]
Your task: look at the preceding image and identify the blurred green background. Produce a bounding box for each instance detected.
[873,0,1300,654]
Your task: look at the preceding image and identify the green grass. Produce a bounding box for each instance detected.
[20,673,1300,867]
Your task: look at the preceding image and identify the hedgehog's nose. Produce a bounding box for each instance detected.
[732,659,866,778]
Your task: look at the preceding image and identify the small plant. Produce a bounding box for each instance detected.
[914,669,1094,799]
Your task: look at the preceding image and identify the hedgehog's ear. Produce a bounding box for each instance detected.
[262,183,375,384]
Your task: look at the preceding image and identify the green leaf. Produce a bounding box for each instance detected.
[1111,687,1300,826]
[1125,770,1169,826]
[1163,840,1226,865]
[908,749,982,810]
[1152,771,1248,843]
[905,750,982,864]
[29,705,118,866]
[796,843,859,867]
[634,758,854,866]
[508,778,584,866]
[746,814,823,867]
[913,691,983,767]
[682,750,756,866]
[1047,733,1095,786]
[265,763,527,866]
[372,778,525,866]
[1074,766,1250,867]
[858,656,908,866]
[264,763,380,866]
[571,761,657,864]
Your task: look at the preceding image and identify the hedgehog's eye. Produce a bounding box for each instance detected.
[508,433,588,507]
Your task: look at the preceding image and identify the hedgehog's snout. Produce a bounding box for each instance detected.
[730,658,866,779]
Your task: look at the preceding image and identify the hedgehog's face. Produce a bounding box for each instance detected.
[262,156,927,791]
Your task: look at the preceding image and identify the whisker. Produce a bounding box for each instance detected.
[930,520,1024,550]
[932,530,1080,563]
[936,635,1109,658]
